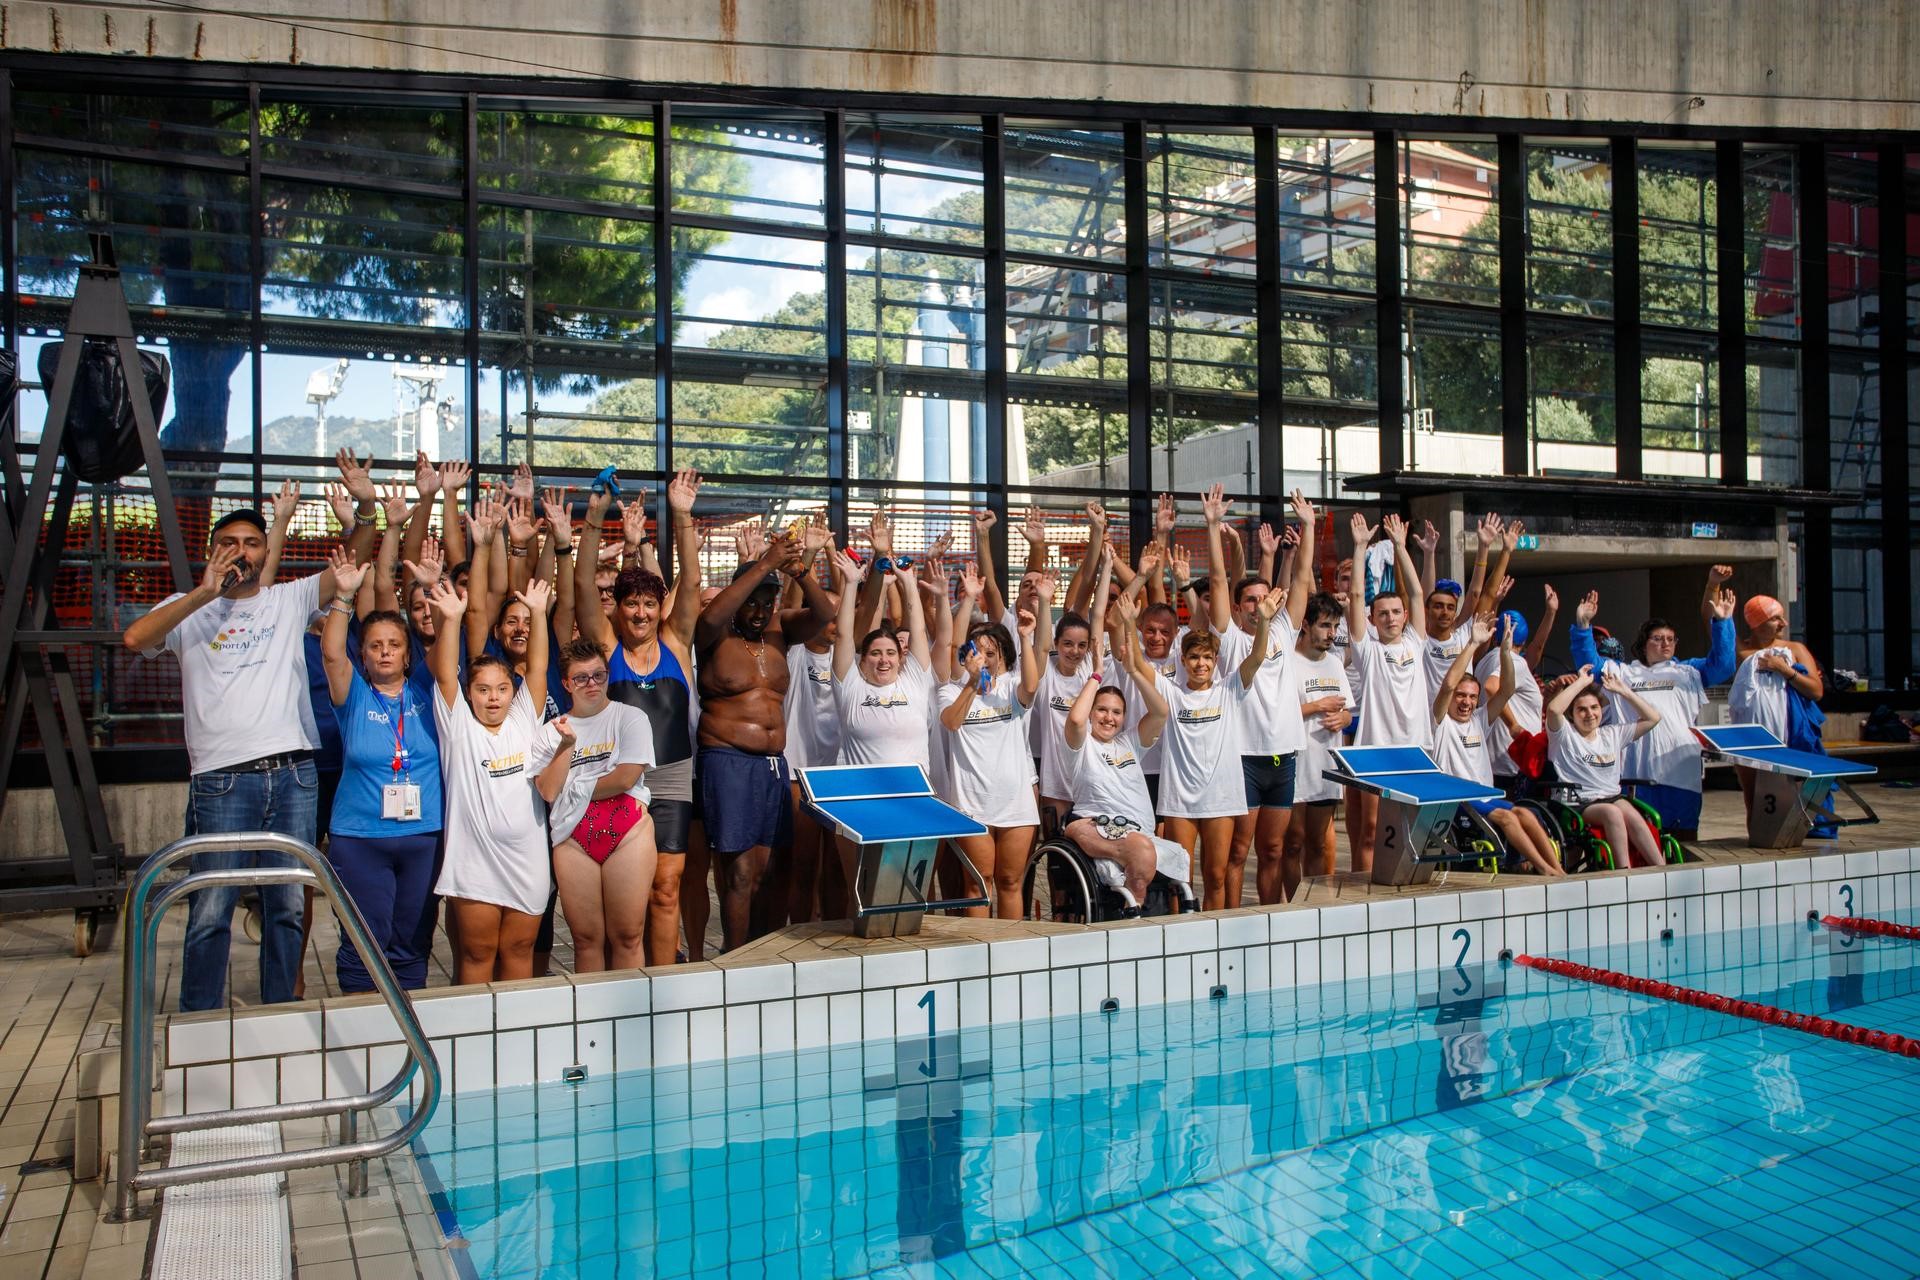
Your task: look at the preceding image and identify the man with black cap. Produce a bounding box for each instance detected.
[124,451,377,1010]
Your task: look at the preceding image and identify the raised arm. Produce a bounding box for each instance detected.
[1567,590,1603,675]
[1064,501,1107,617]
[1700,563,1733,627]
[426,578,467,707]
[542,491,576,648]
[1344,512,1370,645]
[1020,503,1049,576]
[1487,615,1520,722]
[518,577,554,712]
[940,645,986,732]
[967,509,1007,622]
[1383,514,1425,639]
[321,547,368,707]
[505,496,539,598]
[662,469,705,646]
[952,560,982,659]
[1474,517,1520,615]
[1601,668,1662,740]
[1016,596,1043,706]
[574,484,617,654]
[1692,588,1738,686]
[436,459,471,569]
[1525,583,1558,671]
[894,560,932,673]
[1201,483,1232,635]
[1238,589,1283,687]
[1256,522,1279,586]
[1063,669,1102,751]
[830,549,867,679]
[1465,513,1497,609]
[1222,520,1247,589]
[374,488,412,615]
[1286,490,1317,630]
[1432,613,1493,721]
[259,480,299,586]
[1544,665,1595,732]
[464,497,503,657]
[1087,541,1115,660]
[1414,518,1440,601]
[697,534,793,651]
[921,569,954,682]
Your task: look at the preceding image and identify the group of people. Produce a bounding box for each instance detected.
[128,454,1826,1011]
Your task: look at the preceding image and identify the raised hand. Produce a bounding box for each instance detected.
[1543,582,1559,612]
[1289,489,1316,527]
[324,481,356,530]
[326,545,368,598]
[1382,513,1409,547]
[1032,566,1060,604]
[866,509,894,558]
[830,547,867,587]
[1710,587,1736,621]
[1281,524,1301,549]
[541,488,573,544]
[440,458,472,494]
[1200,482,1230,526]
[1413,518,1440,555]
[764,531,804,574]
[1503,518,1526,551]
[584,481,614,525]
[803,512,831,558]
[1168,543,1192,585]
[733,523,768,564]
[621,500,650,549]
[1021,505,1046,550]
[509,462,535,503]
[468,497,504,545]
[666,468,701,514]
[1492,575,1515,604]
[414,451,442,500]
[1085,500,1109,541]
[268,480,301,528]
[1114,590,1140,624]
[427,577,466,625]
[1501,613,1517,648]
[1136,542,1163,578]
[334,448,377,503]
[1257,585,1287,621]
[1348,511,1375,549]
[1469,612,1496,646]
[958,560,984,600]
[503,497,535,545]
[961,643,985,682]
[1575,590,1599,627]
[1572,663,1596,690]
[380,483,412,529]
[1257,523,1279,555]
[1707,563,1734,586]
[1600,668,1631,696]
[201,543,244,596]
[1016,607,1038,639]
[516,577,554,616]
[550,715,575,748]
[970,507,997,540]
[1477,512,1503,552]
[404,537,444,588]
[1155,492,1177,539]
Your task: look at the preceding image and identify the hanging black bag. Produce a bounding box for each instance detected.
[37,337,170,484]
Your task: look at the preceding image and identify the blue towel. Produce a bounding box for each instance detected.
[1786,663,1838,837]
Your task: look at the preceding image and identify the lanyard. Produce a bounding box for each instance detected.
[372,685,410,776]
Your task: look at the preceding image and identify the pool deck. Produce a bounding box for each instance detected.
[1,782,1915,1280]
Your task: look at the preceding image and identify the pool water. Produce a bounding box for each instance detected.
[415,917,1920,1279]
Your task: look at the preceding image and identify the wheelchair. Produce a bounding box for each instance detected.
[1447,804,1560,879]
[1021,832,1195,924]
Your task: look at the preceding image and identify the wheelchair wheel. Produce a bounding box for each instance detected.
[1662,834,1685,864]
[1023,839,1098,924]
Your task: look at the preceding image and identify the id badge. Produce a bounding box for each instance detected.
[382,782,422,821]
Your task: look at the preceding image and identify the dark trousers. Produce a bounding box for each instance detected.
[326,832,442,992]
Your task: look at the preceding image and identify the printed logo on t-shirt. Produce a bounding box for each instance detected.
[807,666,833,684]
[1383,647,1416,670]
[963,704,1015,726]
[1050,695,1075,713]
[859,691,913,711]
[481,751,526,779]
[1580,748,1617,767]
[572,739,616,767]
[1634,678,1676,693]
[1099,747,1138,770]
[1300,676,1344,700]
[1176,704,1222,725]
[209,620,274,656]
[1462,730,1483,749]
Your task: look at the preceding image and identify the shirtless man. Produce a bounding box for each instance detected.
[695,531,835,951]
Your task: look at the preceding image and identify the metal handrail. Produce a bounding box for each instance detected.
[111,832,442,1220]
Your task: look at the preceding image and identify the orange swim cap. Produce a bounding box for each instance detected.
[1743,594,1783,631]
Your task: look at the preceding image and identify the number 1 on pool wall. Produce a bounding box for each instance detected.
[918,989,937,1077]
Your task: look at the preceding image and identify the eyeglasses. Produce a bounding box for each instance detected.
[568,672,608,689]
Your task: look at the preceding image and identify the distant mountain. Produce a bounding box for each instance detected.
[261,412,498,461]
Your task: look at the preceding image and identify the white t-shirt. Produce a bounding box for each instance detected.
[1030,654,1094,800]
[547,701,655,842]
[1730,649,1793,744]
[1431,709,1495,787]
[1155,671,1250,819]
[1107,644,1181,776]
[782,644,840,771]
[1477,650,1542,777]
[146,576,323,775]
[1424,628,1473,697]
[433,685,562,916]
[1549,721,1634,804]
[1349,631,1432,748]
[1292,647,1355,804]
[835,659,936,772]
[1066,728,1156,836]
[1217,618,1304,755]
[1597,657,1708,790]
[938,671,1039,829]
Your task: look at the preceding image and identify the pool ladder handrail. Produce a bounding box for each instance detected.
[110,831,441,1221]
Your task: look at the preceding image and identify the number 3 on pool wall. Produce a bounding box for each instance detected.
[1839,884,1855,915]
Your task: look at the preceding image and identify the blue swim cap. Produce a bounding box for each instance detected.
[1500,609,1529,648]
[1432,578,1464,600]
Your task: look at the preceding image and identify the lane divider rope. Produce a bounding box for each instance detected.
[1514,953,1920,1060]
[1821,915,1920,943]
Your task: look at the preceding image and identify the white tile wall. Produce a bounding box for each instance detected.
[159,848,1920,1110]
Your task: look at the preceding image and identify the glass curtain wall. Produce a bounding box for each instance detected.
[5,78,1916,741]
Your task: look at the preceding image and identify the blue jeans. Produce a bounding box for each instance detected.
[326,833,442,993]
[179,758,317,1012]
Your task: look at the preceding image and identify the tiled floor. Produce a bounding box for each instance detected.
[0,782,1914,1279]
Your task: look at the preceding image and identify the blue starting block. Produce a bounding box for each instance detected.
[1324,745,1506,886]
[799,764,990,937]
[1693,724,1879,849]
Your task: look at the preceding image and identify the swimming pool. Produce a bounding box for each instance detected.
[414,912,1920,1279]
